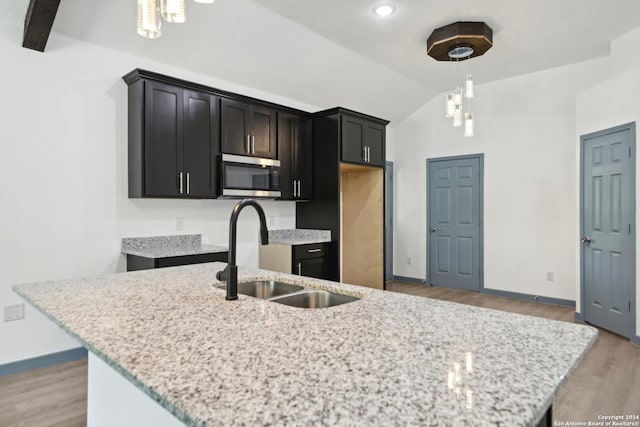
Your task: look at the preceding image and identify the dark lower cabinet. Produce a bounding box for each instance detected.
[259,242,330,280]
[126,74,219,199]
[293,243,329,279]
[278,112,312,200]
[126,252,228,272]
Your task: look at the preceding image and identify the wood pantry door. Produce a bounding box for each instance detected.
[581,123,635,338]
[427,155,483,291]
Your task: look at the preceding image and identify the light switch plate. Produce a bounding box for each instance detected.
[4,303,25,322]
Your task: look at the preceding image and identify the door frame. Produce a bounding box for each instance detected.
[385,161,394,281]
[579,122,636,339]
[426,153,484,290]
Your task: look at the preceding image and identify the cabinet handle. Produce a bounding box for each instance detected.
[186,173,190,194]
[363,146,367,162]
[297,262,302,275]
[297,180,301,198]
[293,180,297,197]
[366,146,370,162]
[307,248,322,253]
[251,135,255,154]
[246,135,251,153]
[179,172,184,194]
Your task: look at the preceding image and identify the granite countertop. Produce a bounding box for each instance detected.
[13,263,597,427]
[268,229,331,245]
[121,234,227,258]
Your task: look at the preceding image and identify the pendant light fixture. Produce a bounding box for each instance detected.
[137,0,161,39]
[161,0,186,23]
[137,0,215,39]
[426,22,493,137]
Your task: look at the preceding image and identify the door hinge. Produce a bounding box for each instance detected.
[630,301,632,312]
[630,147,632,158]
[630,224,632,234]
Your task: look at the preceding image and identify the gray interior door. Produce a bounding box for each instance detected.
[385,162,394,281]
[582,124,635,338]
[428,156,482,291]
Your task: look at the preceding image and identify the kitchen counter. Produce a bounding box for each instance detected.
[13,263,596,426]
[267,229,331,245]
[121,234,227,258]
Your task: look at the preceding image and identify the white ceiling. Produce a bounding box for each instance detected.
[19,0,640,123]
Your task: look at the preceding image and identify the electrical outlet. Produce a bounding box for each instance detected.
[546,272,554,282]
[4,304,25,322]
[407,257,412,265]
[176,217,184,231]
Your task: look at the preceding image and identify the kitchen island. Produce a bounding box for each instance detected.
[13,262,597,426]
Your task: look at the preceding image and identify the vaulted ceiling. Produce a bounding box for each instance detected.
[12,0,640,123]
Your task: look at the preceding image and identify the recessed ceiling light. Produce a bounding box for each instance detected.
[374,4,395,17]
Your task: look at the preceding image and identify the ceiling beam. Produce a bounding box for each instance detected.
[22,0,61,52]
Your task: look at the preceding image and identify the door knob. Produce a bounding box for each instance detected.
[580,236,592,244]
[430,227,437,232]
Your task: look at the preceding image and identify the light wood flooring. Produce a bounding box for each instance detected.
[1,281,638,426]
[0,358,87,427]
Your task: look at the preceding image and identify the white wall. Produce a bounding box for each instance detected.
[392,58,609,302]
[576,28,640,337]
[0,24,320,364]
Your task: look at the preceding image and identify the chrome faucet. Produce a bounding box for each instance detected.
[216,199,269,300]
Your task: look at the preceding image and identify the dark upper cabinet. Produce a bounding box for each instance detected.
[183,89,219,197]
[278,112,312,200]
[142,80,182,197]
[341,114,386,167]
[127,76,219,199]
[221,98,277,159]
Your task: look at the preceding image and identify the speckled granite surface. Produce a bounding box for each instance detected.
[121,234,227,258]
[268,229,331,244]
[14,263,596,427]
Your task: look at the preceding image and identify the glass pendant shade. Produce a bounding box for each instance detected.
[464,113,474,137]
[161,0,186,23]
[453,107,462,127]
[454,89,462,108]
[445,93,455,118]
[194,0,215,3]
[137,0,161,39]
[465,74,474,98]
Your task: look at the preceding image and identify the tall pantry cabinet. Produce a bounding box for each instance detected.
[296,108,389,290]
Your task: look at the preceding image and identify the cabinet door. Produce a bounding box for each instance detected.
[221,98,250,156]
[341,115,365,164]
[278,113,312,200]
[365,121,385,167]
[250,105,277,159]
[295,257,329,280]
[183,90,219,198]
[277,113,295,199]
[144,81,183,196]
[293,116,312,199]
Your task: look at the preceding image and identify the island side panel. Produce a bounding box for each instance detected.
[87,353,186,427]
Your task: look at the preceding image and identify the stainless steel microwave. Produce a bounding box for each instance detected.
[220,154,281,198]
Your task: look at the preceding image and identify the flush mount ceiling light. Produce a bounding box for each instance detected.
[374,4,395,17]
[426,21,493,137]
[137,0,216,39]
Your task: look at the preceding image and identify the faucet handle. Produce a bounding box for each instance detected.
[216,268,228,282]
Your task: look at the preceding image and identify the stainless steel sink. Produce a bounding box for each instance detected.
[270,290,359,308]
[219,280,304,299]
